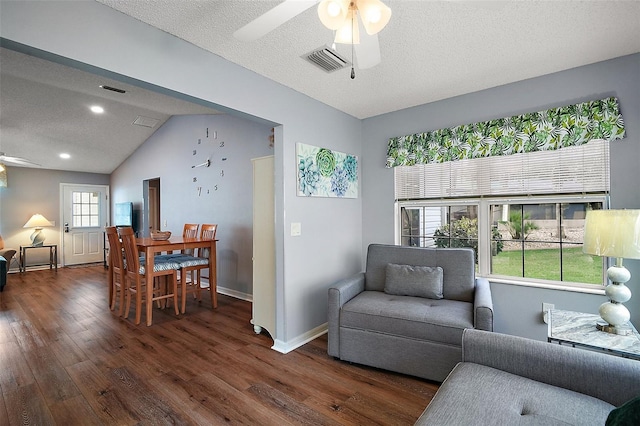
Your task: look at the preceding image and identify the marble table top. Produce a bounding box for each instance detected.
[548,309,640,359]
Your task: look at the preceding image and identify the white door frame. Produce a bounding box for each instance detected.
[59,183,110,267]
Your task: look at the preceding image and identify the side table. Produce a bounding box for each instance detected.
[548,309,640,360]
[19,244,58,273]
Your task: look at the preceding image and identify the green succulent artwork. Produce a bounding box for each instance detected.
[316,148,336,177]
[297,143,358,198]
[386,97,625,168]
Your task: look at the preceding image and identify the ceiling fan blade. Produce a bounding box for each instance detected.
[233,0,318,42]
[354,30,381,69]
[0,153,41,167]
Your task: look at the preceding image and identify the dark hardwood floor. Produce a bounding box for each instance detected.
[0,266,438,425]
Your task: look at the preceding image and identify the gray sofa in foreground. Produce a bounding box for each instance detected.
[416,328,640,425]
[328,244,493,382]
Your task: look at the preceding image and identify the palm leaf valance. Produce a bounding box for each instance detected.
[386,97,625,168]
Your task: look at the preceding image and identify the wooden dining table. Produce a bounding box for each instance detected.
[136,236,218,326]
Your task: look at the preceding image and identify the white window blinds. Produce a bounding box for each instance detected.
[395,139,609,200]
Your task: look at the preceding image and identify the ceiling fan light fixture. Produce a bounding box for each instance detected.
[358,0,391,35]
[318,0,349,30]
[334,10,360,44]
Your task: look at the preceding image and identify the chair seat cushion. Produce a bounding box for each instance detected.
[340,291,473,346]
[168,254,209,268]
[416,362,614,425]
[138,260,180,275]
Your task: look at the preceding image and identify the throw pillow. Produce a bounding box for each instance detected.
[606,395,640,426]
[384,263,443,299]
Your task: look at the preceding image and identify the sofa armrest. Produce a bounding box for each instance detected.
[473,278,493,331]
[462,328,640,406]
[327,272,365,357]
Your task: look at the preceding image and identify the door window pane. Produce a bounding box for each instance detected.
[71,191,101,228]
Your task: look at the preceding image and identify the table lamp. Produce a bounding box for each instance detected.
[23,214,54,247]
[583,209,640,335]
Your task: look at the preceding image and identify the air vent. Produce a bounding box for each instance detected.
[302,46,350,73]
[100,85,126,94]
[132,115,160,128]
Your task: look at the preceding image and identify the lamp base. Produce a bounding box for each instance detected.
[596,320,633,336]
[30,228,45,247]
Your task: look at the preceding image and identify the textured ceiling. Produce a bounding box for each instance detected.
[1,1,639,174]
[97,0,640,119]
[0,48,220,174]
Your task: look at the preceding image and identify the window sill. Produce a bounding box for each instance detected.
[483,276,606,295]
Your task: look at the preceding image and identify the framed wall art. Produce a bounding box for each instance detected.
[296,143,358,198]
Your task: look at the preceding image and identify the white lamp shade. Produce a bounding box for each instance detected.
[583,209,640,259]
[23,213,54,229]
[357,0,391,35]
[318,0,349,30]
[334,10,360,44]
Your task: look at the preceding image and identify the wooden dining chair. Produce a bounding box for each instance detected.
[198,224,218,308]
[159,223,199,263]
[174,224,218,313]
[181,223,199,255]
[105,226,126,316]
[119,226,181,325]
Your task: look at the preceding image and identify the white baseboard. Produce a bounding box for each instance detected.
[217,286,252,302]
[271,322,328,354]
[168,274,326,353]
[199,277,252,302]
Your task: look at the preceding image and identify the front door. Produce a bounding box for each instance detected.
[61,184,109,266]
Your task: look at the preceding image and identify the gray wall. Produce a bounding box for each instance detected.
[2,1,637,346]
[362,53,640,340]
[0,0,363,349]
[110,114,273,298]
[0,167,109,269]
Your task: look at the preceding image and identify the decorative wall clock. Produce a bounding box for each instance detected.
[191,127,227,197]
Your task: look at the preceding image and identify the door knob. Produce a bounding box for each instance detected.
[64,223,70,233]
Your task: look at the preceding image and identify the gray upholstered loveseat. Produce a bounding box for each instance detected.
[328,244,493,382]
[416,328,640,425]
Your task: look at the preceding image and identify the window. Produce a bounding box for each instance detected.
[399,197,606,287]
[489,199,605,285]
[401,204,478,250]
[395,140,610,289]
[72,191,100,227]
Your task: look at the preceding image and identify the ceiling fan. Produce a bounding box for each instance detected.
[0,152,41,167]
[233,0,392,75]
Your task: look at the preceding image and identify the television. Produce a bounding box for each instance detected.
[114,202,133,227]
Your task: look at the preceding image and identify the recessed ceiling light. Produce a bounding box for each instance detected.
[90,105,104,114]
[59,153,71,159]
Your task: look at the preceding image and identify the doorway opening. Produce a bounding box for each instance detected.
[143,178,160,237]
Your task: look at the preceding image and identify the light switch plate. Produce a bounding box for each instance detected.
[291,222,301,236]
